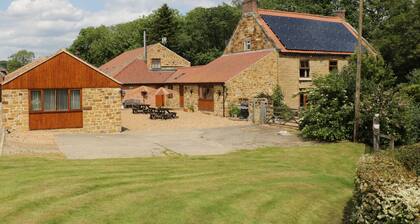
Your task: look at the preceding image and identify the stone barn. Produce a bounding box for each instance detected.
[1,49,122,133]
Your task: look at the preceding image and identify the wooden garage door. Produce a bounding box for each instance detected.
[198,85,214,112]
[29,112,83,130]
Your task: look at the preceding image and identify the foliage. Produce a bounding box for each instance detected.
[0,60,7,69]
[300,55,419,144]
[299,70,355,142]
[146,4,181,51]
[394,144,420,176]
[352,153,419,223]
[272,85,294,121]
[6,50,35,72]
[69,4,240,67]
[228,104,241,117]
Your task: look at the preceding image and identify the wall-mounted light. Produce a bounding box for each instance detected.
[217,90,222,96]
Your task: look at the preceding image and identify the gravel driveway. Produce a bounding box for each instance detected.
[56,125,306,160]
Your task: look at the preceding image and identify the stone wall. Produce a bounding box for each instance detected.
[2,89,29,131]
[147,44,191,70]
[277,55,349,109]
[183,85,199,112]
[164,84,180,108]
[224,50,278,116]
[214,85,225,116]
[82,88,122,133]
[225,15,273,54]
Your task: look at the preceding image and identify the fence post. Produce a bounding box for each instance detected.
[373,114,380,151]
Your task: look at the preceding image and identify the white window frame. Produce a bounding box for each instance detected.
[244,38,252,51]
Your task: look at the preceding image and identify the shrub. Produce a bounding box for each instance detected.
[299,71,354,141]
[394,144,420,176]
[352,153,420,223]
[272,85,294,121]
[299,55,420,144]
[228,104,240,117]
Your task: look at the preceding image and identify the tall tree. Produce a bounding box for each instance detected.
[6,50,35,72]
[147,4,181,50]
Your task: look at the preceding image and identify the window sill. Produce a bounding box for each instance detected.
[29,110,83,114]
[299,78,312,82]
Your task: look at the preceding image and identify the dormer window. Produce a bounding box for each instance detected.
[299,60,310,79]
[244,38,252,51]
[151,58,161,70]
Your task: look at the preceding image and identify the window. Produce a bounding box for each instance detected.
[44,89,56,112]
[151,59,161,70]
[57,90,68,111]
[70,90,81,110]
[29,89,82,113]
[244,38,252,51]
[299,92,308,108]
[31,90,42,111]
[300,60,310,79]
[329,60,338,72]
[199,86,214,100]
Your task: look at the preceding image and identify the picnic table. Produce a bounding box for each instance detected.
[150,107,178,120]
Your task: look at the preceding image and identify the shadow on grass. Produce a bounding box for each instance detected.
[342,195,355,224]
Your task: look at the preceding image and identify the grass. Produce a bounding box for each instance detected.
[0,143,364,224]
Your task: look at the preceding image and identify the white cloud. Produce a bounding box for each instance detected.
[0,0,229,60]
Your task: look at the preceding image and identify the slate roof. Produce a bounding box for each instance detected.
[257,9,373,55]
[166,49,274,84]
[114,59,175,85]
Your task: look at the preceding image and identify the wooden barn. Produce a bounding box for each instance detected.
[1,49,122,133]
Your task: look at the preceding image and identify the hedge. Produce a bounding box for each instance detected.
[394,144,420,176]
[351,154,419,223]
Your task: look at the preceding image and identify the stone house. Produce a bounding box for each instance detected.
[223,0,376,109]
[100,43,190,90]
[165,49,278,116]
[1,50,122,133]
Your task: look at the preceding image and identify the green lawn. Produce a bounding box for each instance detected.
[0,143,364,224]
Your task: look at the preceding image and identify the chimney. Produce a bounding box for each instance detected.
[242,0,257,15]
[334,10,346,20]
[143,30,147,62]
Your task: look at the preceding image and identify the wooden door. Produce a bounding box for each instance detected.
[179,85,184,107]
[156,95,165,107]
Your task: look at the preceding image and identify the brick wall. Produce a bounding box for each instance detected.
[82,88,122,133]
[147,44,190,70]
[2,89,29,131]
[225,15,273,54]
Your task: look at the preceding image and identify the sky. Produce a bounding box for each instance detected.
[0,0,230,61]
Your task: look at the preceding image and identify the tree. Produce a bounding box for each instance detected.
[0,60,7,69]
[300,55,419,145]
[6,50,35,72]
[147,4,181,50]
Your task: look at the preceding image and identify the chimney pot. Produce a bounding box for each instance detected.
[242,0,258,15]
[334,10,346,20]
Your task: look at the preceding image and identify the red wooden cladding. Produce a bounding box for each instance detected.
[198,99,214,112]
[3,52,120,90]
[29,112,83,130]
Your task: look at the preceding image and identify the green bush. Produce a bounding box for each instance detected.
[394,144,420,176]
[272,85,295,121]
[352,154,419,223]
[228,104,240,117]
[299,55,420,144]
